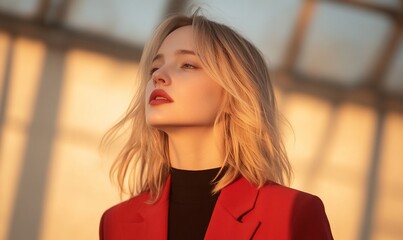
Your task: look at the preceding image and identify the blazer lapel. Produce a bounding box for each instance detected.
[122,176,260,239]
[205,177,261,240]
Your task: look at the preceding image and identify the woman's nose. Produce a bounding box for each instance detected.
[152,69,171,86]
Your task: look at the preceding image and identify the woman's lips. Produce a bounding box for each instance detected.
[149,89,173,105]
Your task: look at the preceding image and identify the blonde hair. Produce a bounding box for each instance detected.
[102,12,292,201]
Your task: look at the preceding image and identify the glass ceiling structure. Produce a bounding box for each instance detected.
[0,0,401,109]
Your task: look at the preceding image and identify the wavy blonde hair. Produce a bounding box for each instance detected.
[102,12,292,201]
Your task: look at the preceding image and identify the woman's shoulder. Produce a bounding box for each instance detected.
[255,181,327,213]
[260,181,322,201]
[242,181,333,239]
[101,192,150,221]
[99,192,153,239]
[256,181,329,221]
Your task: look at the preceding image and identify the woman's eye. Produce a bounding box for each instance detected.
[182,63,196,69]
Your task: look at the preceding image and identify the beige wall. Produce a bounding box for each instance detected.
[0,32,402,240]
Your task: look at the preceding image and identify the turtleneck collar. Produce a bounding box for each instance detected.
[169,167,224,203]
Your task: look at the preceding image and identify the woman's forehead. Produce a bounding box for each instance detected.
[158,26,195,53]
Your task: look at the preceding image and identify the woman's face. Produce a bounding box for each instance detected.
[145,26,224,130]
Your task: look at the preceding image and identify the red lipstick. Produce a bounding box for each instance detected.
[149,89,173,105]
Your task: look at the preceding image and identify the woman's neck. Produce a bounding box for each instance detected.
[166,126,224,170]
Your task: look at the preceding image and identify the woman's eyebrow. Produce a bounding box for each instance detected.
[175,49,196,56]
[152,49,196,63]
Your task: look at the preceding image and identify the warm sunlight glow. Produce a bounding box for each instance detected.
[285,94,377,240]
[0,35,45,240]
[39,49,138,240]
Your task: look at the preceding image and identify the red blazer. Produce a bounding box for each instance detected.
[100,176,333,239]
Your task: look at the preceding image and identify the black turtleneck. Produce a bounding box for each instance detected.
[168,167,223,240]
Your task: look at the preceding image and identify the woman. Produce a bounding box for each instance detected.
[99,11,333,240]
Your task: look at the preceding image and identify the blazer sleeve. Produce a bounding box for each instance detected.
[291,194,333,240]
